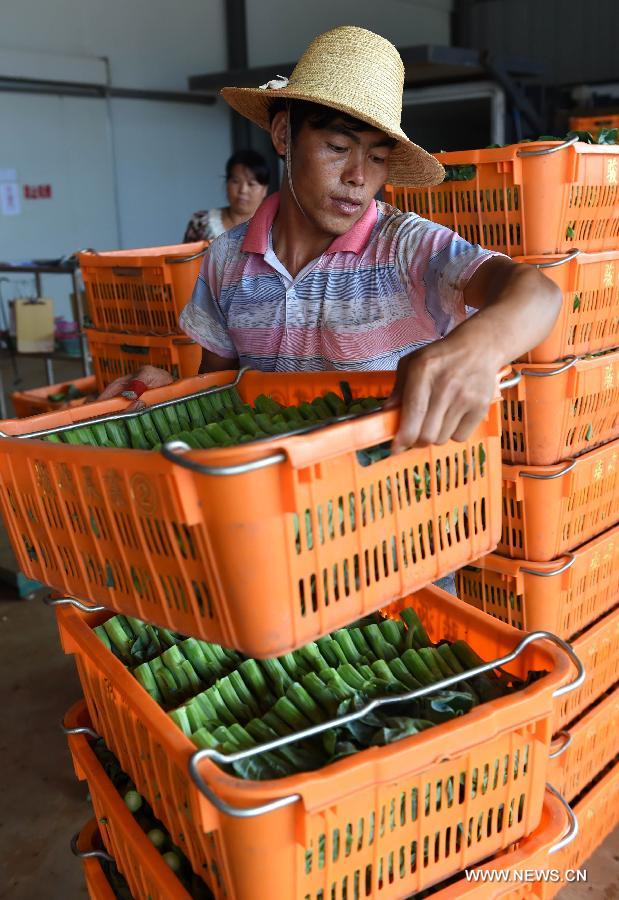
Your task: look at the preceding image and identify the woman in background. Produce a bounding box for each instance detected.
[183,149,270,241]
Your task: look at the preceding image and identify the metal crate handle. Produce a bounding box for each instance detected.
[166,246,210,264]
[546,784,578,854]
[548,730,573,760]
[535,249,581,269]
[520,459,577,480]
[2,367,251,440]
[520,357,578,379]
[498,369,522,390]
[44,595,106,613]
[188,630,584,819]
[63,724,101,740]
[521,554,576,578]
[517,136,579,157]
[70,831,114,863]
[162,367,517,476]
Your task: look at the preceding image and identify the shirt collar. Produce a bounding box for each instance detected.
[242,191,378,256]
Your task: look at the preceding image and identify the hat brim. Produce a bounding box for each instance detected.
[221,86,445,188]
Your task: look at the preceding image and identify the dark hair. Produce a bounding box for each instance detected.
[269,99,397,147]
[225,149,270,185]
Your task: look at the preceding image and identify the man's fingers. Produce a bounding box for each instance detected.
[97,375,133,401]
[384,357,409,410]
[125,399,147,413]
[96,366,175,403]
[451,408,486,443]
[433,404,470,446]
[391,370,432,453]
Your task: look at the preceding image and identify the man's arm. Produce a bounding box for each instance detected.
[390,257,562,452]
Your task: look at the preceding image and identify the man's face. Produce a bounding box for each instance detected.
[284,116,394,236]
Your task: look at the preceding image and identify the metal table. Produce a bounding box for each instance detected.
[0,259,91,415]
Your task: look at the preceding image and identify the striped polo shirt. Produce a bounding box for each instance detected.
[179,192,495,372]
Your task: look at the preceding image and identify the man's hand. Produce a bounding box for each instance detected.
[388,338,499,454]
[388,257,563,453]
[96,365,175,411]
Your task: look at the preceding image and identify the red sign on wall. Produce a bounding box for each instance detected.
[23,184,52,199]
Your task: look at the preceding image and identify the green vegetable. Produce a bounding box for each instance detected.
[163,851,182,872]
[95,608,544,785]
[151,408,172,441]
[105,421,130,448]
[123,790,143,812]
[147,828,167,849]
[185,398,206,428]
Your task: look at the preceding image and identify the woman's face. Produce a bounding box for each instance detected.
[226,164,268,217]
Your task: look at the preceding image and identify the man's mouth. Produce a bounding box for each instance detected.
[330,196,363,215]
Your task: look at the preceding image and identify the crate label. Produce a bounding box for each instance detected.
[603,263,615,288]
[58,463,76,496]
[104,470,127,509]
[34,461,53,495]
[603,541,614,562]
[593,461,604,481]
[590,552,600,570]
[604,364,616,389]
[130,472,159,516]
[607,158,618,184]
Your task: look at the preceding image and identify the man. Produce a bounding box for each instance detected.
[101,26,561,454]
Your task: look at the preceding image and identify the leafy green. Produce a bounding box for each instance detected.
[443,164,477,182]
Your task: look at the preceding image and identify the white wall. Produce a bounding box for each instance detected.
[0,0,227,89]
[0,0,455,321]
[109,98,231,248]
[0,0,230,319]
[246,0,453,67]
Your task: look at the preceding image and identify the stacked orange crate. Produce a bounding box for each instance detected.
[66,702,578,900]
[386,135,619,879]
[10,375,97,417]
[8,144,616,898]
[0,361,584,898]
[569,113,619,140]
[77,243,207,391]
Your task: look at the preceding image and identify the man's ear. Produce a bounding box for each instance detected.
[270,110,288,158]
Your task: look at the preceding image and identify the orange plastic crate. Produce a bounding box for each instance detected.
[85,328,201,392]
[10,376,97,418]
[569,114,619,138]
[78,243,208,335]
[514,251,619,364]
[501,351,619,466]
[384,139,619,256]
[542,759,619,898]
[67,703,194,900]
[54,584,576,900]
[553,605,619,732]
[548,684,619,802]
[456,526,619,639]
[0,370,504,655]
[499,439,619,560]
[54,585,574,899]
[75,819,116,900]
[67,709,574,900]
[431,788,573,900]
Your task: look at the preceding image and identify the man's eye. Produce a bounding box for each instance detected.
[328,143,347,153]
[371,155,387,164]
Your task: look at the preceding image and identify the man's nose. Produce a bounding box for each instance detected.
[343,155,365,186]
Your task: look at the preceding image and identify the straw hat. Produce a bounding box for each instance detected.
[221,26,445,187]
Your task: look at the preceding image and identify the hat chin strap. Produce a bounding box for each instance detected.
[285,105,308,220]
